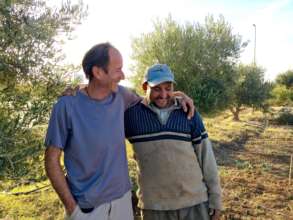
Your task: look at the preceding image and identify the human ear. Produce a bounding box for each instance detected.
[142,82,148,93]
[92,66,103,80]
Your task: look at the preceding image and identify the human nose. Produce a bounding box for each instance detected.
[160,90,167,98]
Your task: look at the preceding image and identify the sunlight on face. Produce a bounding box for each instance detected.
[107,48,124,91]
[147,82,174,108]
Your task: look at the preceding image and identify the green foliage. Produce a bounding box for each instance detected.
[276,69,293,88]
[0,0,86,182]
[229,64,272,120]
[234,159,253,170]
[270,70,293,106]
[270,84,293,106]
[130,15,245,113]
[271,108,293,125]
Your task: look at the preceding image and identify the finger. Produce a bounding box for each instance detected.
[181,100,188,113]
[74,85,80,91]
[187,102,194,119]
[61,88,72,96]
[74,85,82,95]
[187,107,194,119]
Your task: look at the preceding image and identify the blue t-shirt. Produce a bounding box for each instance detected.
[45,86,140,208]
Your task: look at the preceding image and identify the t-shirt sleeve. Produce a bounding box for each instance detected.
[44,98,71,150]
[118,85,142,110]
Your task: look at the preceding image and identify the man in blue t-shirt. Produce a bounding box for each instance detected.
[45,43,195,220]
[45,43,141,220]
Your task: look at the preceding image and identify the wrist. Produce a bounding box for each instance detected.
[66,201,77,215]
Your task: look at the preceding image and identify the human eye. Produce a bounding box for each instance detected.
[153,87,161,92]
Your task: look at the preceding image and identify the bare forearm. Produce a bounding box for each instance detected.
[45,147,76,214]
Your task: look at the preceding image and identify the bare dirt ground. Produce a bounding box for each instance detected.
[207,110,293,220]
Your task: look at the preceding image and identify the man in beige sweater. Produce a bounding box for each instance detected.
[124,64,222,220]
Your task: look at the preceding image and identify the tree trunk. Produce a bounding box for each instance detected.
[230,106,241,121]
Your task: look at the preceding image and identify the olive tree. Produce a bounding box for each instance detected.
[0,0,86,180]
[131,15,246,113]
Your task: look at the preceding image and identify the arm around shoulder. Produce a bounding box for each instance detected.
[173,91,195,119]
[119,85,142,110]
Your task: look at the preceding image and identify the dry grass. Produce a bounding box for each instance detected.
[204,108,293,219]
[0,108,292,219]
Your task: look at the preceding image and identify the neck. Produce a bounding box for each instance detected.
[86,80,112,100]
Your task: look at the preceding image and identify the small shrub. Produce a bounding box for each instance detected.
[235,160,253,170]
[273,108,293,125]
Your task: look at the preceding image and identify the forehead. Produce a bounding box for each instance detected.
[150,82,173,88]
[108,48,122,63]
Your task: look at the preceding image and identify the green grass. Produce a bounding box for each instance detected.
[0,185,63,219]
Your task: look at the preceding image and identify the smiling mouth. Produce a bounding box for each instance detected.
[156,99,169,105]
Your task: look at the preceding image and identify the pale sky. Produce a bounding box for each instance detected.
[58,0,293,83]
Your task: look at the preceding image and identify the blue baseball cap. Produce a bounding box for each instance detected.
[143,64,176,87]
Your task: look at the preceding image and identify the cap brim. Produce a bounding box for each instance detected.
[147,77,176,87]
